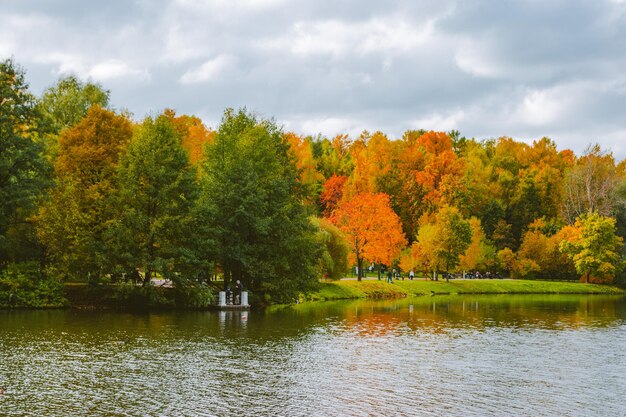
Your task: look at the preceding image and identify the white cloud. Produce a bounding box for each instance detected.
[454,39,504,78]
[179,54,237,84]
[284,116,364,138]
[34,54,150,83]
[517,89,566,126]
[88,60,151,82]
[260,17,435,58]
[411,110,466,131]
[174,0,285,12]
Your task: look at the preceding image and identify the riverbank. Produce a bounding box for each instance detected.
[306,279,625,301]
[3,278,623,309]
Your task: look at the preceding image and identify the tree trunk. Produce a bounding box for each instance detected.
[357,258,363,282]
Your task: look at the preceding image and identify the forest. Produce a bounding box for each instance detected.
[2,57,625,306]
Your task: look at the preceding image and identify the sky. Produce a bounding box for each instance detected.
[2,0,626,158]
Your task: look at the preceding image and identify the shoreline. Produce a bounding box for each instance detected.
[305,279,625,302]
[1,279,624,310]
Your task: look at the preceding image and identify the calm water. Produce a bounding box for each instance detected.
[1,295,625,416]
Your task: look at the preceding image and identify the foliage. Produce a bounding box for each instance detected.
[559,212,624,283]
[319,174,348,216]
[414,206,472,279]
[163,109,215,165]
[330,192,406,280]
[199,108,320,303]
[285,132,324,207]
[111,282,172,309]
[0,59,49,268]
[36,106,132,281]
[561,144,623,224]
[38,75,109,134]
[311,217,351,280]
[459,217,497,272]
[0,263,66,308]
[108,114,201,285]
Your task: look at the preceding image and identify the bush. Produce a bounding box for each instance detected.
[173,282,214,308]
[0,263,67,308]
[111,282,172,309]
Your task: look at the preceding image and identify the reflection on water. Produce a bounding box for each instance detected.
[1,295,625,416]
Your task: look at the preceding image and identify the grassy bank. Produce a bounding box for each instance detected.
[307,278,625,301]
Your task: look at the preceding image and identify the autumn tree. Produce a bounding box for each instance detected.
[36,106,132,281]
[459,217,497,274]
[414,206,472,281]
[163,109,214,165]
[199,108,320,303]
[311,134,353,179]
[0,59,49,268]
[319,174,347,216]
[284,132,324,207]
[330,192,406,281]
[559,212,623,283]
[515,218,574,280]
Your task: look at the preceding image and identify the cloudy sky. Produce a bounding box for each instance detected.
[2,0,626,157]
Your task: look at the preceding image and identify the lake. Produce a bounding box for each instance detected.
[1,295,625,416]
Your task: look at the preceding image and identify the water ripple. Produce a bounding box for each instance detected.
[1,296,625,416]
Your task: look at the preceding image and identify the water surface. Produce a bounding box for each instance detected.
[1,295,625,416]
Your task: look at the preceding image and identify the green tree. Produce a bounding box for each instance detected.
[0,59,49,269]
[311,217,350,280]
[39,75,109,134]
[108,114,200,286]
[559,212,623,283]
[199,108,320,303]
[36,106,132,281]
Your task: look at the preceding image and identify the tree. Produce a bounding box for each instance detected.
[39,75,109,134]
[330,192,406,281]
[414,206,472,281]
[559,212,623,283]
[459,217,496,274]
[108,114,200,285]
[0,59,49,269]
[311,217,350,280]
[163,109,214,165]
[561,144,622,224]
[36,106,132,281]
[199,108,320,303]
[284,132,324,207]
[319,174,348,217]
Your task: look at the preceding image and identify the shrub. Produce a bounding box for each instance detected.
[0,263,66,308]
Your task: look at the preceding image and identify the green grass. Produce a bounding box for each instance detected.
[307,280,408,301]
[307,278,624,301]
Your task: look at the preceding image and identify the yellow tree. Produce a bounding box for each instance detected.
[284,132,324,206]
[459,217,496,274]
[414,206,472,281]
[559,212,623,283]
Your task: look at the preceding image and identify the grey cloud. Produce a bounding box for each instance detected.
[2,0,625,159]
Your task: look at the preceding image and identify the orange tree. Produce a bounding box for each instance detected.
[330,192,406,280]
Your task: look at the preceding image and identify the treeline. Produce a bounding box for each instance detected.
[1,58,625,307]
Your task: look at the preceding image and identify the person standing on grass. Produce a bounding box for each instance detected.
[387,269,393,284]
